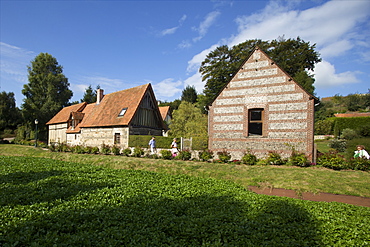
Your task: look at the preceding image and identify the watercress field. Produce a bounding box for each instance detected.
[1,153,369,246]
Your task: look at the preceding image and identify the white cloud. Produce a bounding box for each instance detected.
[160,14,187,36]
[151,78,183,100]
[184,0,370,96]
[193,11,220,42]
[184,72,203,94]
[314,60,360,88]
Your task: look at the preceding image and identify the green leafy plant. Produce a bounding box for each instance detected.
[101,143,111,155]
[160,149,172,160]
[177,149,192,160]
[328,138,347,152]
[266,151,285,165]
[217,150,231,163]
[340,128,358,140]
[132,147,144,157]
[122,148,131,157]
[241,150,258,165]
[199,149,213,162]
[317,150,347,170]
[347,157,370,171]
[111,145,121,155]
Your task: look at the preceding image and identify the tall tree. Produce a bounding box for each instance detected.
[0,91,22,130]
[199,37,321,108]
[181,85,198,104]
[169,101,208,139]
[22,53,72,137]
[81,85,100,103]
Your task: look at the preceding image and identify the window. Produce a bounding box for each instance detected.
[118,107,128,117]
[248,108,264,136]
[114,133,121,144]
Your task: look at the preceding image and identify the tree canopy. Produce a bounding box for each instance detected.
[81,85,100,104]
[0,91,22,130]
[181,85,198,104]
[199,37,321,108]
[22,53,72,128]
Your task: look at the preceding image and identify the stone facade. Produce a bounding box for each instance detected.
[208,47,317,161]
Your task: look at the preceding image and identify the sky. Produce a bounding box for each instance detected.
[1,0,369,107]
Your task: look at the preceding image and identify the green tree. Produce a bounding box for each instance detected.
[0,91,22,130]
[181,85,198,104]
[169,101,208,139]
[22,53,72,139]
[199,37,321,108]
[81,85,100,103]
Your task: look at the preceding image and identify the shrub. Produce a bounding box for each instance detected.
[347,157,370,171]
[122,148,131,157]
[341,128,358,140]
[317,150,347,170]
[71,145,85,154]
[111,145,121,155]
[266,151,285,165]
[217,150,231,163]
[101,144,111,155]
[199,150,213,162]
[91,146,99,154]
[328,138,347,152]
[160,149,172,160]
[287,152,309,167]
[357,124,370,137]
[132,147,144,157]
[241,152,258,165]
[177,149,192,160]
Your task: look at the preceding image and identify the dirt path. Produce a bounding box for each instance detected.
[248,186,370,207]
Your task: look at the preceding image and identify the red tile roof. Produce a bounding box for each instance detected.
[334,112,370,117]
[159,106,170,120]
[46,102,87,125]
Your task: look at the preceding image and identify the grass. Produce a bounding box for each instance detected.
[1,144,370,197]
[1,155,369,246]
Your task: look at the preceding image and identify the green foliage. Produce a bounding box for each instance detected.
[199,149,213,162]
[22,53,72,139]
[133,147,144,157]
[177,150,192,160]
[333,117,370,137]
[1,156,369,246]
[288,152,309,167]
[192,136,208,150]
[101,143,111,155]
[241,152,258,165]
[347,157,370,171]
[265,151,285,165]
[0,91,22,130]
[81,85,99,103]
[123,148,131,156]
[129,135,174,148]
[357,123,370,137]
[111,145,121,155]
[317,150,347,170]
[217,150,231,163]
[160,149,172,159]
[314,118,335,135]
[169,101,208,140]
[328,139,347,152]
[340,128,358,140]
[71,145,85,154]
[181,85,198,104]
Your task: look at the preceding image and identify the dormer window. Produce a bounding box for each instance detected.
[118,107,128,117]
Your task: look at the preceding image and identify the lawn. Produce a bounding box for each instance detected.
[1,155,369,246]
[1,144,370,197]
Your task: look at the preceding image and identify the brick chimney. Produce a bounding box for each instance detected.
[96,89,104,104]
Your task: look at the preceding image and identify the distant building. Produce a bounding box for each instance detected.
[47,84,166,148]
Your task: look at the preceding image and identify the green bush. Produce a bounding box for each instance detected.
[328,138,347,152]
[287,152,309,167]
[101,144,111,155]
[241,152,258,165]
[357,124,370,137]
[266,151,285,165]
[111,145,121,155]
[317,150,347,170]
[177,150,192,160]
[340,128,358,140]
[133,147,144,157]
[217,150,231,163]
[347,157,370,171]
[199,150,213,162]
[160,149,172,159]
[71,145,84,154]
[122,148,131,157]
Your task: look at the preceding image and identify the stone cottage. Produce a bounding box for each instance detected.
[46,83,166,148]
[208,47,318,162]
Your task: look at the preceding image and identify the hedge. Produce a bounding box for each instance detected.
[129,135,208,150]
[332,117,370,137]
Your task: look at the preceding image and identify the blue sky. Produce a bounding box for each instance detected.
[1,0,369,107]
